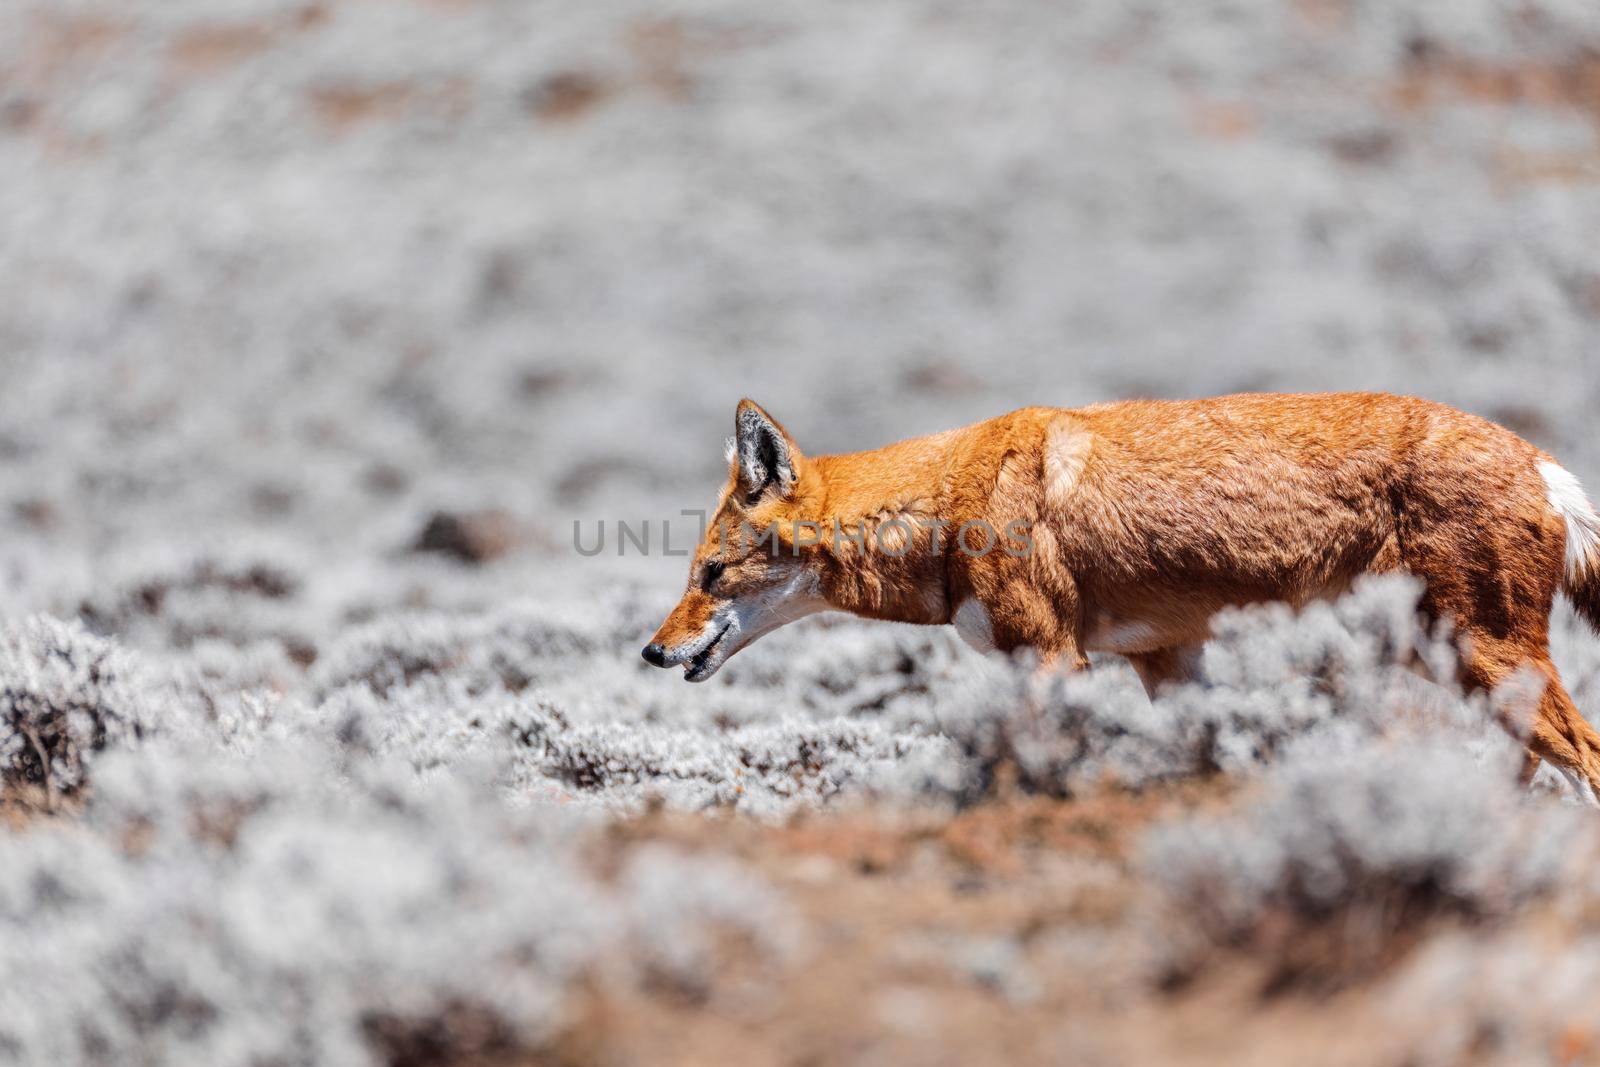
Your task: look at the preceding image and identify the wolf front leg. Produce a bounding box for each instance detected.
[987,578,1089,677]
[1031,640,1089,677]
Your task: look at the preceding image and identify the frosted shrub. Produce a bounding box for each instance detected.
[0,740,796,1066]
[1141,737,1585,988]
[312,614,478,699]
[524,712,952,813]
[316,672,955,813]
[911,576,1471,802]
[1158,575,1471,770]
[736,621,967,718]
[614,845,800,997]
[908,662,1147,803]
[1381,928,1600,1067]
[0,577,1494,818]
[75,550,313,661]
[0,617,161,801]
[311,604,600,698]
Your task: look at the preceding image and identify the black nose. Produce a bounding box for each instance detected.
[641,642,667,667]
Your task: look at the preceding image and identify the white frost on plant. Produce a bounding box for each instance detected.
[0,740,797,1066]
[4,0,1600,1058]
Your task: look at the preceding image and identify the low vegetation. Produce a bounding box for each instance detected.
[6,0,1600,1061]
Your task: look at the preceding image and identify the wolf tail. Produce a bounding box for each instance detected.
[1540,460,1600,631]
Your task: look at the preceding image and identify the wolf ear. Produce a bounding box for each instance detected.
[734,399,801,501]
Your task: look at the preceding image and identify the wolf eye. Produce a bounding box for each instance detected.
[701,560,725,591]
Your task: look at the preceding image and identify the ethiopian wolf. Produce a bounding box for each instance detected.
[642,394,1600,796]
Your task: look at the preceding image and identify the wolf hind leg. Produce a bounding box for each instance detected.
[1459,642,1600,805]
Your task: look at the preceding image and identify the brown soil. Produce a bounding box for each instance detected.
[545,780,1445,1067]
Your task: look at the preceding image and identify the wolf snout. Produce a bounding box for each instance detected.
[640,642,668,667]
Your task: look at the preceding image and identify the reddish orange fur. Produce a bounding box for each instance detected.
[645,393,1600,796]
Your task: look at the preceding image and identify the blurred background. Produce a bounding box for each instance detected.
[7,3,1600,1064]
[6,0,1600,624]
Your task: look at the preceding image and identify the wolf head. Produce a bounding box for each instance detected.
[641,400,831,681]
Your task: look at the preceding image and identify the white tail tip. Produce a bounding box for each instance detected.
[1539,461,1600,583]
